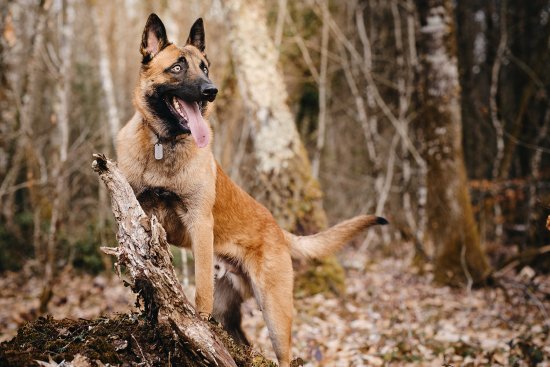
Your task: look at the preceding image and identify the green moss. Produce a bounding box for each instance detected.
[294,256,346,298]
[209,320,271,366]
[0,313,278,367]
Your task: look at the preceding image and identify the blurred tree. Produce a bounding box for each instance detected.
[415,0,491,285]
[222,0,350,297]
[41,0,76,312]
[456,0,550,248]
[0,0,548,280]
[223,0,327,234]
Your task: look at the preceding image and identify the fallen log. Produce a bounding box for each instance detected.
[92,153,237,367]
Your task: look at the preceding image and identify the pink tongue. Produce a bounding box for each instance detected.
[179,99,210,148]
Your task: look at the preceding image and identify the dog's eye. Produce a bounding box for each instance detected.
[171,65,182,73]
[202,66,208,75]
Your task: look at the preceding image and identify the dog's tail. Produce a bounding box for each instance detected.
[284,215,388,259]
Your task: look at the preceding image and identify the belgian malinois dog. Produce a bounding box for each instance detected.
[116,14,387,367]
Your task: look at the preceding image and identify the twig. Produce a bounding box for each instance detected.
[461,242,473,294]
[273,0,287,59]
[361,134,398,250]
[287,14,320,82]
[494,245,550,277]
[498,276,550,327]
[312,0,330,179]
[321,5,426,169]
[132,334,151,367]
[338,40,377,161]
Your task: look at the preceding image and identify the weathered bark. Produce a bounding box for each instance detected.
[92,154,237,367]
[415,0,491,285]
[223,0,327,234]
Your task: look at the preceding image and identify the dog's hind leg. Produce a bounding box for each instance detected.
[213,276,249,345]
[250,251,293,367]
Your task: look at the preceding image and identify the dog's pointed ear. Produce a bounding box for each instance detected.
[186,18,205,52]
[140,13,169,63]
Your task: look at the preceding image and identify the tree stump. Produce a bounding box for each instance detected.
[92,153,237,367]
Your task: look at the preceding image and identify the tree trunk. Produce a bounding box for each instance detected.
[223,0,327,234]
[222,0,347,297]
[92,154,238,367]
[92,3,120,149]
[415,0,491,286]
[41,0,76,312]
[92,1,120,275]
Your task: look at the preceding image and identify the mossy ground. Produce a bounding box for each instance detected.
[0,313,278,367]
[293,256,346,298]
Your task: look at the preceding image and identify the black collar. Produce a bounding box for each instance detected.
[143,120,187,144]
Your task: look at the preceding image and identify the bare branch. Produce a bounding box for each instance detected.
[92,154,237,367]
[273,0,287,59]
[312,0,330,179]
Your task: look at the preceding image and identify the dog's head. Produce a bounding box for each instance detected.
[135,14,216,147]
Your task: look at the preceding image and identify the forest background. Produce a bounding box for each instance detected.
[0,0,549,366]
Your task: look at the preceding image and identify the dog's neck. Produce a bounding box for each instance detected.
[140,117,190,160]
[142,117,188,144]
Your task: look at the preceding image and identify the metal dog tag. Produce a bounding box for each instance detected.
[154,143,163,160]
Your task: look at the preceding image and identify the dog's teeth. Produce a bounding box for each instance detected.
[170,97,187,120]
[172,98,182,115]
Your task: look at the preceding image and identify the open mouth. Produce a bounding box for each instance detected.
[163,95,211,148]
[166,96,191,132]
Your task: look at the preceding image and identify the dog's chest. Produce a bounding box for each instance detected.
[142,149,188,188]
[138,143,213,194]
[137,187,192,247]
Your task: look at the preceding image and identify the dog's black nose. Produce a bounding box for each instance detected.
[201,85,218,101]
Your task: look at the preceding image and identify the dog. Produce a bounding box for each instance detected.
[116,13,388,367]
[213,256,251,346]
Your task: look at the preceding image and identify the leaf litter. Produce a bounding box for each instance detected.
[242,246,550,366]
[0,245,548,366]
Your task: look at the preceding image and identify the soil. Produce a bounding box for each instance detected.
[0,313,278,367]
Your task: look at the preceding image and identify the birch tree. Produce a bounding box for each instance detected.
[40,0,76,312]
[415,0,491,285]
[223,0,327,234]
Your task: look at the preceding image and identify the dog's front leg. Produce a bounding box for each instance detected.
[190,213,215,316]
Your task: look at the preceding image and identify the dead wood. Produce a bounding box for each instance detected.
[494,245,550,277]
[91,153,237,367]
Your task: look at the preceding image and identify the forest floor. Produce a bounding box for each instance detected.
[0,245,549,366]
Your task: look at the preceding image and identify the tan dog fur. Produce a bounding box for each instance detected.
[116,14,386,367]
